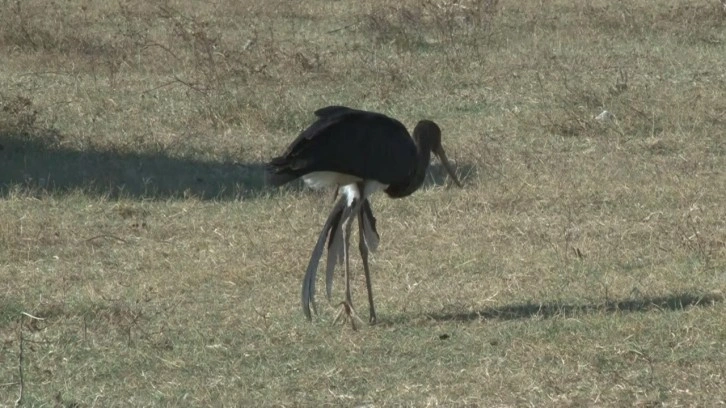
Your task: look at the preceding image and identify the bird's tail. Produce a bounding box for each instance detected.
[325,206,345,300]
[302,196,348,320]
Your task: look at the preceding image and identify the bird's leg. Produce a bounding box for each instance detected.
[357,212,377,325]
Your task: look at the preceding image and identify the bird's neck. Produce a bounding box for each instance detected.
[385,144,432,198]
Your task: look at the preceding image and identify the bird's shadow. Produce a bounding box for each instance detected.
[382,291,723,325]
[0,129,271,199]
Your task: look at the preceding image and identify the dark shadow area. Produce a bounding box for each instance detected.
[0,131,270,200]
[386,292,723,325]
[0,130,475,200]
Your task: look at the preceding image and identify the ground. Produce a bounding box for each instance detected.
[1,0,725,406]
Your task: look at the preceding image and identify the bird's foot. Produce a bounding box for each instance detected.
[333,301,364,331]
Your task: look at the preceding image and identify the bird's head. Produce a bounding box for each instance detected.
[413,120,463,188]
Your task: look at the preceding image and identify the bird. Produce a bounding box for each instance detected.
[267,105,462,328]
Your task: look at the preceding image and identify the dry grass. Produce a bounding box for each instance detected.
[1,0,725,406]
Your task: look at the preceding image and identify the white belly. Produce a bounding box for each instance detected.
[302,171,362,189]
[341,180,388,206]
[302,172,388,206]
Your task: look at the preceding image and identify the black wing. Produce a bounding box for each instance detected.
[267,106,417,186]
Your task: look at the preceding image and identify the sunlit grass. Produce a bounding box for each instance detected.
[1,0,725,406]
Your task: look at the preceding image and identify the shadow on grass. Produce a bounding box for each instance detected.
[0,130,269,199]
[0,130,474,200]
[394,292,724,324]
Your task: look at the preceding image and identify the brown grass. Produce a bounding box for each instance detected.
[1,0,725,406]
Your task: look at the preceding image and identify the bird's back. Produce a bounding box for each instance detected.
[267,106,417,187]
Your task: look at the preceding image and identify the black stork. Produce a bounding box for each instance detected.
[267,106,462,328]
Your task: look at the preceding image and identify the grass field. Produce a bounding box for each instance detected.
[1,0,725,406]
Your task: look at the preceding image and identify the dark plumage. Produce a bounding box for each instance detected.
[268,107,415,188]
[268,106,462,328]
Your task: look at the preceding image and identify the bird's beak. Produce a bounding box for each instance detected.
[433,146,463,188]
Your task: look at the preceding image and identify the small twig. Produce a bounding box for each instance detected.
[84,234,128,244]
[15,325,24,407]
[0,382,19,387]
[17,71,70,78]
[141,79,179,95]
[173,75,210,94]
[20,312,45,321]
[142,41,182,62]
[327,21,359,34]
